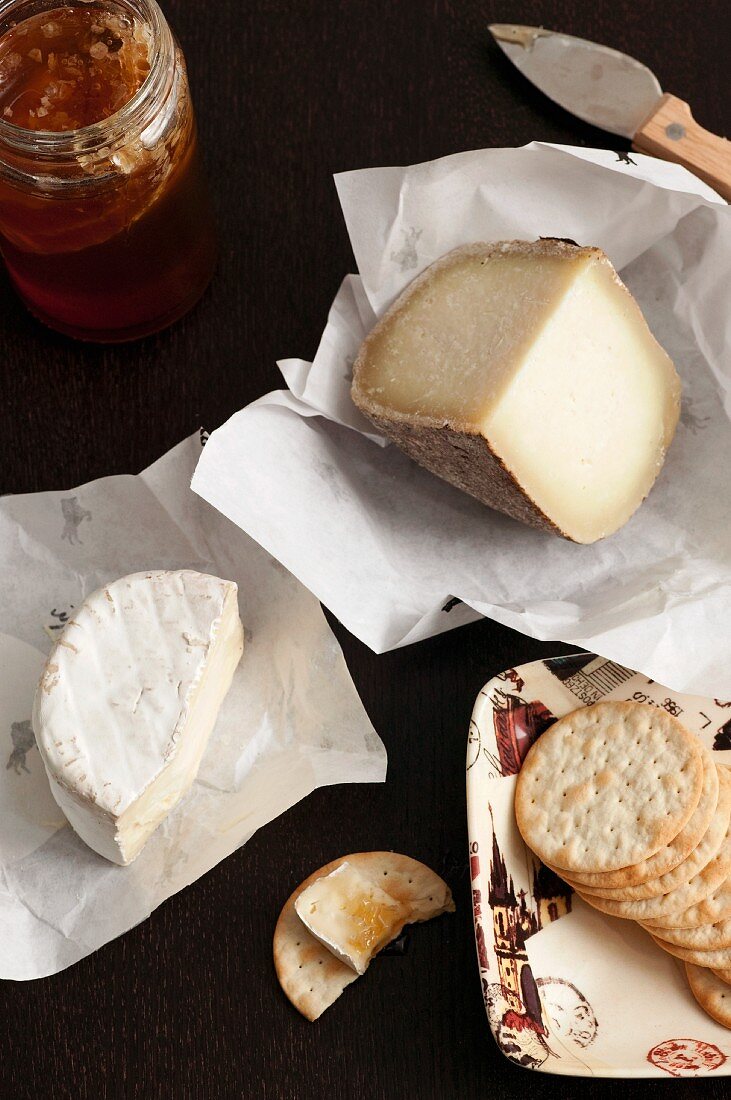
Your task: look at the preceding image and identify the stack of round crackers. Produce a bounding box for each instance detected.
[515,701,731,1030]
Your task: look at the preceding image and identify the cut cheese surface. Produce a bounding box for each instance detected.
[33,570,244,865]
[294,861,410,974]
[352,240,681,543]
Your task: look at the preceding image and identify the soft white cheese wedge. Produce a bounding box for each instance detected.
[352,240,681,543]
[294,861,410,974]
[33,570,244,866]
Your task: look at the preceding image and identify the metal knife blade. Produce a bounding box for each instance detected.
[489,23,663,139]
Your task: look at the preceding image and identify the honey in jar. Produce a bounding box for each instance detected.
[0,0,217,341]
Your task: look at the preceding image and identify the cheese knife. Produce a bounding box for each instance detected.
[489,23,731,201]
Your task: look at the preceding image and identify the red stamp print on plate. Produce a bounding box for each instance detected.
[647,1038,726,1077]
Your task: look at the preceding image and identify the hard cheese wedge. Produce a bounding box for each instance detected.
[352,240,681,543]
[33,570,244,865]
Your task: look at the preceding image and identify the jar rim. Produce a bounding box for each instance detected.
[0,0,173,155]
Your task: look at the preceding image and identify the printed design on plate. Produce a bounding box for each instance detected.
[391,226,422,272]
[469,672,553,777]
[714,717,731,752]
[470,844,488,973]
[475,809,576,1068]
[545,654,731,752]
[6,718,35,775]
[647,1038,726,1078]
[482,982,550,1070]
[60,497,91,545]
[535,978,598,1049]
[468,669,553,777]
[545,653,633,705]
[629,687,684,718]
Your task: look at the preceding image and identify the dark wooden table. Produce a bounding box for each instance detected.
[1,2,727,1096]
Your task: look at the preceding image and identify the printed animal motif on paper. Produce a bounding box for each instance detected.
[680,397,710,433]
[342,354,355,384]
[60,497,91,545]
[6,719,35,774]
[647,1038,726,1077]
[491,692,554,776]
[484,807,573,1067]
[391,226,422,272]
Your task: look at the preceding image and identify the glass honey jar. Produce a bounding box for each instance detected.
[0,0,217,341]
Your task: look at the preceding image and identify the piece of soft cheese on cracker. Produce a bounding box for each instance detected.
[352,240,681,544]
[294,861,410,974]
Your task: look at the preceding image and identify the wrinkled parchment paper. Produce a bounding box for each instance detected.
[192,143,731,698]
[0,433,386,979]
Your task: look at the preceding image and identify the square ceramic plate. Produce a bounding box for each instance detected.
[466,653,731,1079]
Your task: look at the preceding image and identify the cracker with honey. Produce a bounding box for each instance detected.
[273,852,454,1021]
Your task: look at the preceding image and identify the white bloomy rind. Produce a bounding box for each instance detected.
[33,570,244,866]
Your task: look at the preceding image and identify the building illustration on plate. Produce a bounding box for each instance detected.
[713,717,731,751]
[487,807,572,1035]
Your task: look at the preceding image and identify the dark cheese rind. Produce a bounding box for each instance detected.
[362,410,564,537]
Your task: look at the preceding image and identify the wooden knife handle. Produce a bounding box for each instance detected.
[633,94,731,201]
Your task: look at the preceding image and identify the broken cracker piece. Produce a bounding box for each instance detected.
[273,852,454,1021]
